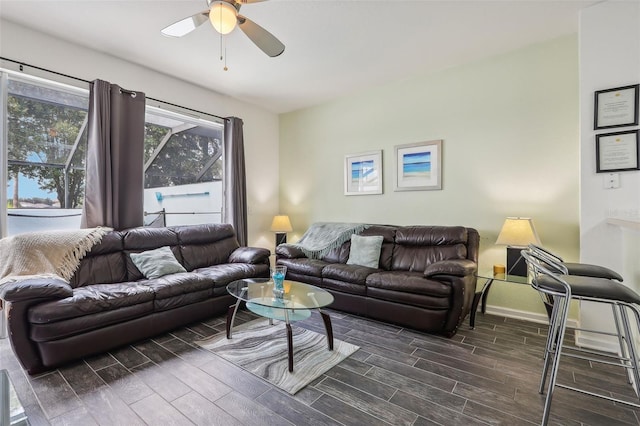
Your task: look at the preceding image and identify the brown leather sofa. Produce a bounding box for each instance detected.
[276,225,479,336]
[1,223,270,374]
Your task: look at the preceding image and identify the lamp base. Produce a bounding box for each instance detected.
[506,246,528,277]
[275,232,287,246]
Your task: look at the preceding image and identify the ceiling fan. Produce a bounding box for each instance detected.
[161,0,285,57]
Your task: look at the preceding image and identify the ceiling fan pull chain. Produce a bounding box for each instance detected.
[219,10,224,61]
[219,31,228,71]
[224,42,228,71]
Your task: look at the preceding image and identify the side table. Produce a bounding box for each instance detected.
[0,300,6,339]
[470,271,529,328]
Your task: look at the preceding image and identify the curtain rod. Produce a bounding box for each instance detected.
[0,56,227,122]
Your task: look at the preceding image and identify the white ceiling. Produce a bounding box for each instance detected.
[0,0,598,113]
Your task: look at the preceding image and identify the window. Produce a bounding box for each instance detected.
[7,76,89,210]
[1,70,224,236]
[142,108,224,227]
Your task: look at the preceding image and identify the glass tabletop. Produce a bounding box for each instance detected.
[476,270,530,285]
[1,369,28,426]
[226,278,334,310]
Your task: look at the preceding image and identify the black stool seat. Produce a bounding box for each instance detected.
[536,275,640,304]
[563,262,624,281]
[529,244,623,281]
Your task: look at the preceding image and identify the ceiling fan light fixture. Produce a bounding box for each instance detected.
[209,2,237,35]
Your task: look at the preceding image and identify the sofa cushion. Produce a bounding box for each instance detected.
[367,287,451,310]
[27,282,156,341]
[130,246,187,279]
[139,272,215,312]
[359,226,396,270]
[123,228,183,281]
[278,258,328,278]
[175,224,240,270]
[347,234,384,268]
[29,303,153,342]
[321,225,396,269]
[28,283,155,323]
[366,273,452,309]
[71,232,127,288]
[123,227,180,251]
[366,271,452,298]
[323,263,377,285]
[321,278,367,296]
[154,290,214,312]
[139,272,213,300]
[391,226,468,272]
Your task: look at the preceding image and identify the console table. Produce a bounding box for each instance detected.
[470,271,529,328]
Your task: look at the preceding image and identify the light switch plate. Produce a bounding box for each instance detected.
[603,173,620,189]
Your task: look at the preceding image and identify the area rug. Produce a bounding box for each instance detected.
[195,318,359,394]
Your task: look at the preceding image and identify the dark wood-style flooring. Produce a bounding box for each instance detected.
[1,310,639,425]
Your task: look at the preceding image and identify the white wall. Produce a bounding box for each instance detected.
[280,35,580,317]
[143,182,222,226]
[0,20,280,250]
[578,1,640,350]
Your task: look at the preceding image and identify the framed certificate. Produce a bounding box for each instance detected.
[594,84,639,130]
[596,130,639,173]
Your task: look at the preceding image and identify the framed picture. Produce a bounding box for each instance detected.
[394,140,442,191]
[344,150,383,195]
[594,84,639,130]
[596,130,639,173]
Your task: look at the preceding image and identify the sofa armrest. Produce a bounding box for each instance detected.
[275,244,306,259]
[0,276,73,303]
[424,259,477,278]
[228,246,271,264]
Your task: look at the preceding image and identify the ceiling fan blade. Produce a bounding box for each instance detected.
[238,15,285,57]
[161,11,209,37]
[236,0,268,3]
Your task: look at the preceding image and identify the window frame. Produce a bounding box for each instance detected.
[0,68,226,237]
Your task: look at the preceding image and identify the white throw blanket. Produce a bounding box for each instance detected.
[284,222,369,259]
[0,227,112,285]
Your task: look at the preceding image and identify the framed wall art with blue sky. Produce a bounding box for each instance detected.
[394,140,442,191]
[344,150,383,195]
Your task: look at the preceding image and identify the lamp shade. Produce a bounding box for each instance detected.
[496,217,541,247]
[271,215,293,233]
[209,2,237,35]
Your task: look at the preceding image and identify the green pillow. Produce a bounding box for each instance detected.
[130,246,186,279]
[346,234,384,268]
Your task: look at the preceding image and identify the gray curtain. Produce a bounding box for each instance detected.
[223,117,248,246]
[81,80,146,230]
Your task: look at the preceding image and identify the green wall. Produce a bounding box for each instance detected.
[279,35,579,318]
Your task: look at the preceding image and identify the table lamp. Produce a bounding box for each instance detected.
[271,215,293,246]
[495,217,541,277]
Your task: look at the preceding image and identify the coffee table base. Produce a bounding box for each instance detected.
[226,302,333,372]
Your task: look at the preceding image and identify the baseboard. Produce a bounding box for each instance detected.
[574,330,623,354]
[485,304,620,353]
[484,305,578,328]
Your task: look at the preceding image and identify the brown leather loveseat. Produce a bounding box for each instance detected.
[276,225,479,336]
[1,223,270,374]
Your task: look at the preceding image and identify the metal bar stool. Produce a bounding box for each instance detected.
[527,244,624,318]
[522,248,640,426]
[529,244,624,281]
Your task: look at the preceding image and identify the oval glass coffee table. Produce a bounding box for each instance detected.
[226,278,334,372]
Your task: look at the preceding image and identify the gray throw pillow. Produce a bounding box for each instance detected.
[130,246,186,279]
[346,234,384,268]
